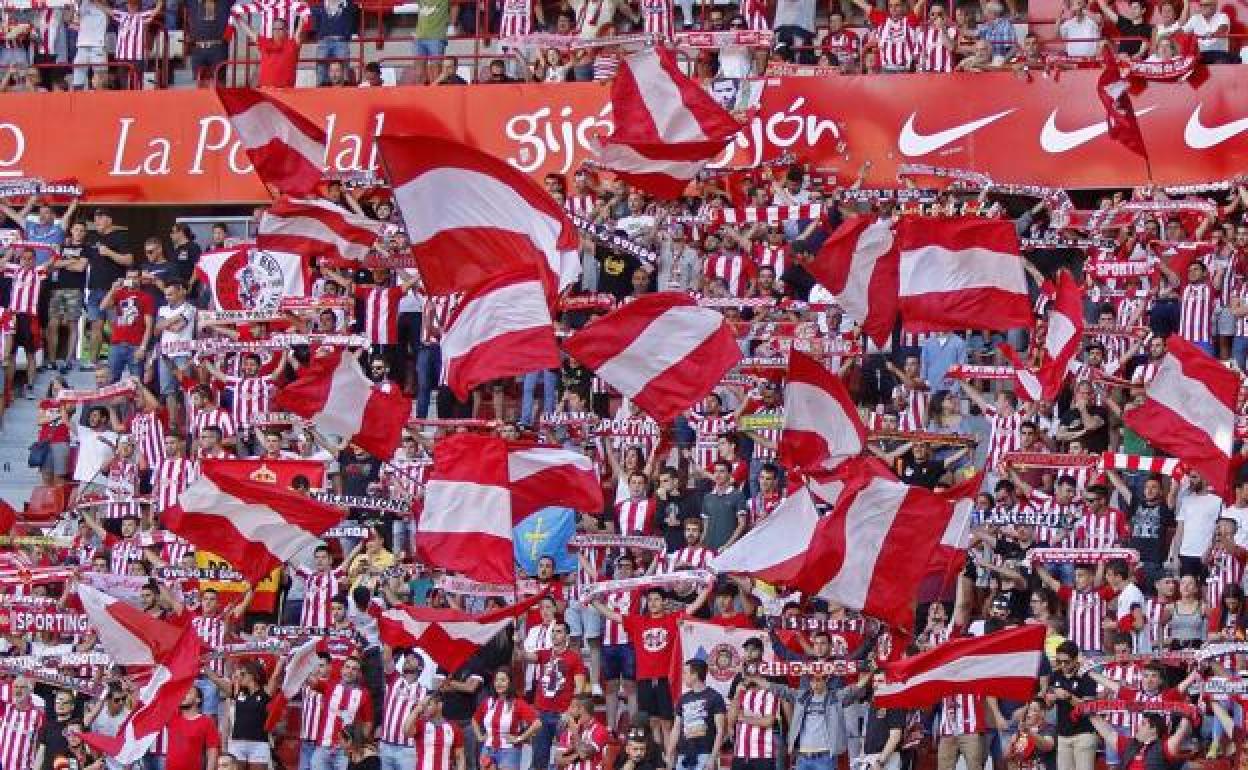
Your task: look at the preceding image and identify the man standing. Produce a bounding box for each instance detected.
[0,676,46,770]
[1046,642,1099,770]
[666,659,727,770]
[84,209,134,369]
[165,687,221,770]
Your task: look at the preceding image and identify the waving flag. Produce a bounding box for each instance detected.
[257,196,384,262]
[513,506,578,576]
[163,462,345,584]
[378,135,580,298]
[1098,46,1149,160]
[373,591,548,673]
[897,217,1032,332]
[1124,334,1239,494]
[78,584,203,764]
[218,89,325,196]
[592,47,740,199]
[780,349,867,471]
[273,349,411,460]
[1038,270,1084,401]
[798,457,954,629]
[440,270,561,401]
[875,624,1046,708]
[563,292,741,423]
[508,444,603,521]
[808,215,899,346]
[195,246,308,312]
[920,471,981,602]
[264,637,322,731]
[709,486,824,585]
[416,433,514,584]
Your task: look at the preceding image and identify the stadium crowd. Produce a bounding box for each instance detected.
[4,157,1248,770]
[0,0,1243,91]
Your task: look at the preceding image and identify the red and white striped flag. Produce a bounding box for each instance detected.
[1100,453,1185,479]
[372,591,547,673]
[709,486,824,585]
[508,443,604,521]
[562,291,741,423]
[897,217,1032,332]
[1124,335,1239,494]
[416,434,514,584]
[1037,269,1084,401]
[997,342,1043,404]
[257,196,384,262]
[264,637,321,731]
[77,585,203,764]
[798,457,955,629]
[195,246,309,312]
[217,89,325,196]
[163,461,345,584]
[273,349,412,460]
[875,624,1046,708]
[440,270,561,401]
[808,215,899,346]
[592,47,740,199]
[377,135,580,298]
[920,471,980,602]
[780,349,867,471]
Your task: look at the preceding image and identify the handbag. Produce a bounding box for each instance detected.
[27,440,50,469]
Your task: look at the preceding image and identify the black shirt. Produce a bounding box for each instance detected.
[1128,498,1175,564]
[171,240,202,283]
[1048,671,1098,735]
[863,706,905,755]
[441,654,487,721]
[675,687,726,757]
[231,689,271,741]
[1115,17,1152,54]
[597,247,641,300]
[898,454,944,488]
[1058,404,1110,452]
[41,717,74,770]
[656,492,702,552]
[87,230,132,291]
[49,241,88,291]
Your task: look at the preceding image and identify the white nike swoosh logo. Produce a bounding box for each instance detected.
[897,109,1016,157]
[1184,104,1248,149]
[1039,106,1158,153]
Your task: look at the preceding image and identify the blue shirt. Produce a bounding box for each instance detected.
[23,221,65,266]
[920,333,967,394]
[976,17,1017,56]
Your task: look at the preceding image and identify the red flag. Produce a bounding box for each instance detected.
[217,88,326,196]
[897,217,1032,332]
[562,292,741,423]
[1124,335,1240,494]
[507,443,604,521]
[256,196,384,262]
[808,215,899,347]
[709,486,825,585]
[163,463,345,584]
[875,624,1046,708]
[797,457,955,630]
[372,591,548,673]
[273,349,412,460]
[440,270,561,401]
[592,47,740,199]
[919,472,980,603]
[998,342,1044,404]
[779,349,867,471]
[0,499,16,535]
[1097,48,1149,160]
[377,135,581,298]
[1034,270,1084,401]
[77,584,203,764]
[416,434,514,584]
[264,637,322,731]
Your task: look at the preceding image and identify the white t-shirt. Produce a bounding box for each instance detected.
[77,0,110,47]
[158,302,197,346]
[72,425,119,483]
[1059,14,1101,56]
[1176,491,1223,557]
[1115,582,1147,620]
[1224,503,1248,547]
[1183,11,1230,51]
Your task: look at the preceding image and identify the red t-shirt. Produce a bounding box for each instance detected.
[621,613,681,680]
[110,288,154,346]
[165,713,221,770]
[533,647,588,713]
[257,36,300,87]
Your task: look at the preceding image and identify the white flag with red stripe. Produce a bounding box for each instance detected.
[373,591,548,673]
[378,135,580,298]
[163,460,345,584]
[897,217,1032,332]
[508,443,604,521]
[780,349,867,471]
[997,342,1044,404]
[920,471,980,602]
[808,215,899,346]
[709,486,824,585]
[1124,334,1240,494]
[257,196,384,262]
[797,457,955,629]
[592,47,740,200]
[195,246,309,312]
[875,624,1046,708]
[416,433,515,584]
[77,584,203,764]
[217,88,325,196]
[1040,270,1084,401]
[264,637,322,731]
[563,292,741,423]
[440,270,561,401]
[273,349,412,460]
